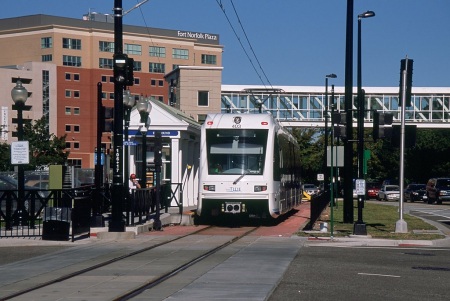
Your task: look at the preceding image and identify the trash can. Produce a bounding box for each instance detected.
[42,207,71,241]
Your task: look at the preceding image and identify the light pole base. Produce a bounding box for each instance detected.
[395,219,408,233]
[353,221,367,235]
[153,219,163,231]
[108,221,125,232]
[91,215,104,227]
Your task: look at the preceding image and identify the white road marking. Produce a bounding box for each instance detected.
[358,272,401,278]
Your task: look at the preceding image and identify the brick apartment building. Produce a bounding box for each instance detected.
[0,14,223,168]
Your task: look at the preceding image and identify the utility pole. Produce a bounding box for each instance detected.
[343,0,354,223]
[109,0,125,232]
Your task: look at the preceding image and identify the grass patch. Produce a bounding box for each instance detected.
[299,200,446,240]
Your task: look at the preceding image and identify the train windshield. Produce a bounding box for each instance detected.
[206,129,268,175]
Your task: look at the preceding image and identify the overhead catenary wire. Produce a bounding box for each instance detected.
[133,0,162,65]
[216,0,272,88]
[229,0,273,88]
[129,0,272,89]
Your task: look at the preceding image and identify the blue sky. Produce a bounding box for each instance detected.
[1,0,449,88]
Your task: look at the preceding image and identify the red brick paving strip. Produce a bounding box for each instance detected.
[141,201,310,237]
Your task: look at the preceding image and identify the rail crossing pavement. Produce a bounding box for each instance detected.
[0,201,449,301]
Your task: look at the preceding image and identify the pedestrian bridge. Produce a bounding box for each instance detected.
[221,85,450,128]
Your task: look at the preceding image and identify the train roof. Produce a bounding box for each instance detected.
[203,113,278,129]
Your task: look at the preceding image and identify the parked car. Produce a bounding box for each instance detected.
[366,182,381,200]
[377,185,400,201]
[426,178,450,204]
[404,184,427,202]
[302,184,319,196]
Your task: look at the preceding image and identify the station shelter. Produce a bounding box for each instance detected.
[126,99,201,209]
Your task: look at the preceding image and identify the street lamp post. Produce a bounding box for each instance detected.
[324,73,337,192]
[330,84,336,238]
[123,89,135,225]
[354,10,375,235]
[153,130,162,230]
[11,79,30,227]
[136,96,151,189]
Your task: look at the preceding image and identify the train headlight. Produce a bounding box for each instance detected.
[254,185,267,192]
[203,185,215,191]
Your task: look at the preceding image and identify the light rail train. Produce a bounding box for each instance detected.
[197,113,302,222]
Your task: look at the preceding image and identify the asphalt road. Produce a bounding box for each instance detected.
[268,244,450,301]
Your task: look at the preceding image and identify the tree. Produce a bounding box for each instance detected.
[404,128,450,183]
[292,128,323,183]
[0,143,12,171]
[21,117,69,170]
[293,126,450,187]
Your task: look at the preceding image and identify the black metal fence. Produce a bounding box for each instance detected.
[127,184,178,226]
[0,182,183,241]
[303,190,330,230]
[0,186,93,241]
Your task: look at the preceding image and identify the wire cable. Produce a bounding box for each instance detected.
[216,0,268,87]
[229,0,273,88]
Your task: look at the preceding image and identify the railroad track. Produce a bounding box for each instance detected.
[1,226,259,301]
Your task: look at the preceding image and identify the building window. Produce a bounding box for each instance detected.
[198,114,207,124]
[74,125,80,132]
[133,61,142,71]
[65,90,71,98]
[101,75,107,82]
[65,73,71,80]
[134,78,140,85]
[62,38,81,50]
[65,142,71,149]
[41,37,53,49]
[201,54,217,65]
[65,107,71,115]
[109,93,114,100]
[149,46,166,57]
[42,54,52,62]
[73,142,80,149]
[68,159,82,167]
[73,107,80,115]
[124,43,142,55]
[65,125,71,132]
[99,58,113,69]
[109,76,114,82]
[157,96,164,102]
[198,91,209,106]
[63,55,81,67]
[151,79,156,86]
[158,80,164,87]
[149,62,165,73]
[99,41,114,52]
[74,74,80,81]
[172,48,189,60]
[173,64,180,70]
[74,91,80,98]
[42,70,50,125]
[101,92,107,99]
